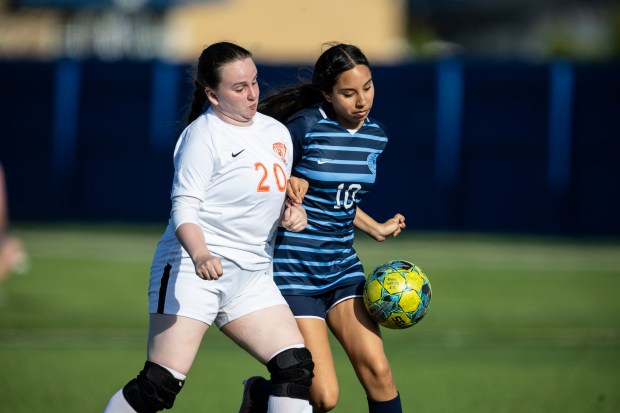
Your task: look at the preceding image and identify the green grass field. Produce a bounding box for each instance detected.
[1,224,619,412]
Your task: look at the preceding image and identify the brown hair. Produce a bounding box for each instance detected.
[186,42,253,124]
[258,43,370,123]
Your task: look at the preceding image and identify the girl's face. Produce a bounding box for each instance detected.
[206,57,259,126]
[323,64,374,130]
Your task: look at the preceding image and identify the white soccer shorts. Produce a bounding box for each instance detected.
[149,253,286,328]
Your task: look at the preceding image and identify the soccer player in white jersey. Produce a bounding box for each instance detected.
[239,44,406,413]
[103,42,314,413]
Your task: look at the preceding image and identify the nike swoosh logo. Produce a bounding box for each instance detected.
[317,159,333,164]
[232,149,245,157]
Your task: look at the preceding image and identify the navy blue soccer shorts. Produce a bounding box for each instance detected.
[283,281,365,320]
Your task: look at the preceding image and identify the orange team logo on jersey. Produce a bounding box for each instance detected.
[273,142,287,163]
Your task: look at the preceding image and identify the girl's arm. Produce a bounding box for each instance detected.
[354,207,406,242]
[175,223,223,280]
[172,195,223,280]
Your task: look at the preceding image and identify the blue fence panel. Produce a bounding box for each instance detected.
[571,63,620,234]
[0,60,58,219]
[77,59,153,155]
[459,60,550,233]
[74,59,165,220]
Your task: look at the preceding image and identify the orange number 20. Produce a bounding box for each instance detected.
[255,162,287,192]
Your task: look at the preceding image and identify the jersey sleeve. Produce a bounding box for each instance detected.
[170,124,215,201]
[170,195,201,229]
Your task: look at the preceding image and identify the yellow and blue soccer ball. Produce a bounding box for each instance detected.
[363,260,432,329]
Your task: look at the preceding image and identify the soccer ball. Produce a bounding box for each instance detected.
[363,260,432,329]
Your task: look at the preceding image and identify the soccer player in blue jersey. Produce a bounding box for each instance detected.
[239,44,406,413]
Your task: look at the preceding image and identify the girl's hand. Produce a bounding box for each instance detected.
[373,213,406,242]
[192,252,223,280]
[281,204,307,232]
[286,176,309,206]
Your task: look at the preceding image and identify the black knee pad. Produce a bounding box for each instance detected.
[267,347,314,400]
[122,361,185,413]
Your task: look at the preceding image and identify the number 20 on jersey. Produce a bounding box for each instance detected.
[255,162,287,192]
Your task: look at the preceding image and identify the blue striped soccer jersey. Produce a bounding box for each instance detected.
[273,104,388,295]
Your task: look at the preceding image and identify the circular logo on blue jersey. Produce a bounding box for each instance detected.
[367,152,379,174]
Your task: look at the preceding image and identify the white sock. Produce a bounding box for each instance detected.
[102,389,137,413]
[160,364,186,381]
[268,396,312,413]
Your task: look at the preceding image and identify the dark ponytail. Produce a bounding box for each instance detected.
[187,81,208,125]
[186,42,252,125]
[258,84,323,123]
[259,43,370,123]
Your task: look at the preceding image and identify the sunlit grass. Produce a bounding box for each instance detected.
[0,225,618,412]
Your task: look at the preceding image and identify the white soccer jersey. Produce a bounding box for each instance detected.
[157,107,293,271]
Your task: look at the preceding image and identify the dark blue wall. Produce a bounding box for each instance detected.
[1,58,618,235]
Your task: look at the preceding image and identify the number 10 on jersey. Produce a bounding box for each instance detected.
[334,183,361,210]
